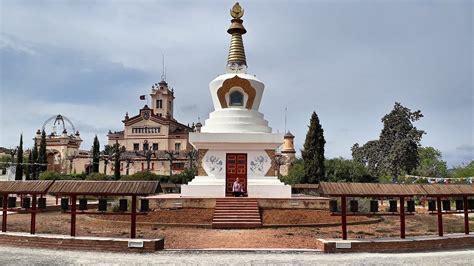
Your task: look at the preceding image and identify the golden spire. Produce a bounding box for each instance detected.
[227,2,247,69]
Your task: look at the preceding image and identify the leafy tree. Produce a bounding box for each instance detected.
[351,140,381,177]
[280,158,304,185]
[324,157,377,183]
[414,146,448,177]
[301,112,326,183]
[164,150,179,179]
[15,134,24,180]
[31,142,39,180]
[38,130,48,173]
[92,135,100,173]
[450,161,474,178]
[352,102,424,182]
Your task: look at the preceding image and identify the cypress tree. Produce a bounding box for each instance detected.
[38,130,48,173]
[31,141,39,180]
[113,143,122,180]
[15,134,24,180]
[92,135,100,173]
[25,151,32,180]
[302,111,326,183]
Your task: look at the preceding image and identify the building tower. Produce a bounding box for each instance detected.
[181,3,291,198]
[280,131,296,176]
[150,80,174,119]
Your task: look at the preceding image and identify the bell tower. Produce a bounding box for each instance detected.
[150,80,174,119]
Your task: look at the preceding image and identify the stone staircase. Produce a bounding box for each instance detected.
[212,198,262,229]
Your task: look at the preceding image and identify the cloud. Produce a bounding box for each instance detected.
[0,1,472,167]
[457,144,474,152]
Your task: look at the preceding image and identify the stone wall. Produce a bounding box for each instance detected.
[317,234,474,253]
[0,232,164,253]
[150,197,329,210]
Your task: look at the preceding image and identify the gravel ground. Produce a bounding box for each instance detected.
[0,246,473,265]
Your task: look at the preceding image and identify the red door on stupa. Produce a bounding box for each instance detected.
[226,153,247,196]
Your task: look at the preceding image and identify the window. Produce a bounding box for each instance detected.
[133,127,160,134]
[157,99,163,109]
[172,163,185,171]
[229,91,244,106]
[143,143,149,151]
[133,143,139,151]
[175,143,181,151]
[152,143,158,150]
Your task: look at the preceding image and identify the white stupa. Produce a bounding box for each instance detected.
[181,3,291,198]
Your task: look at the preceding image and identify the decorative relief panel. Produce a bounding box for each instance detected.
[249,155,268,175]
[204,154,224,175]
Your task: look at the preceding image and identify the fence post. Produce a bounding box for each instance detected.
[341,196,347,240]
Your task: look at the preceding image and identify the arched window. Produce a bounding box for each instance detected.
[229,91,244,106]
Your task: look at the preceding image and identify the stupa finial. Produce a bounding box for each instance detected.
[227,2,247,71]
[230,2,244,19]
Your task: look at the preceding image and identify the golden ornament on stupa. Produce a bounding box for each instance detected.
[230,2,244,19]
[227,2,247,67]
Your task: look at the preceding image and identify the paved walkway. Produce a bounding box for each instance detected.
[0,245,473,265]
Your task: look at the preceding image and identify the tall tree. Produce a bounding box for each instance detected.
[415,146,448,177]
[38,130,48,173]
[25,151,32,180]
[102,145,112,174]
[352,102,424,182]
[92,135,100,173]
[302,111,326,183]
[31,142,39,180]
[15,134,24,180]
[112,143,124,180]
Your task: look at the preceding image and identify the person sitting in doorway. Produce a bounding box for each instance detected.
[232,178,243,197]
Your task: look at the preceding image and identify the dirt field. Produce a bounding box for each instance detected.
[2,209,473,249]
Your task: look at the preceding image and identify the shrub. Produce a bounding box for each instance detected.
[39,171,66,180]
[171,168,196,184]
[70,173,87,180]
[121,171,168,182]
[86,173,111,181]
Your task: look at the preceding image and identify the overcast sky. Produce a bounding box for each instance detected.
[0,0,472,167]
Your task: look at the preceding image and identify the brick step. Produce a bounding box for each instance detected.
[212,218,262,223]
[214,209,260,214]
[215,206,259,209]
[214,214,260,216]
[212,198,262,229]
[216,199,256,202]
[216,203,258,205]
[213,215,260,218]
[215,205,258,209]
[212,222,262,229]
[215,203,258,206]
[216,198,258,202]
